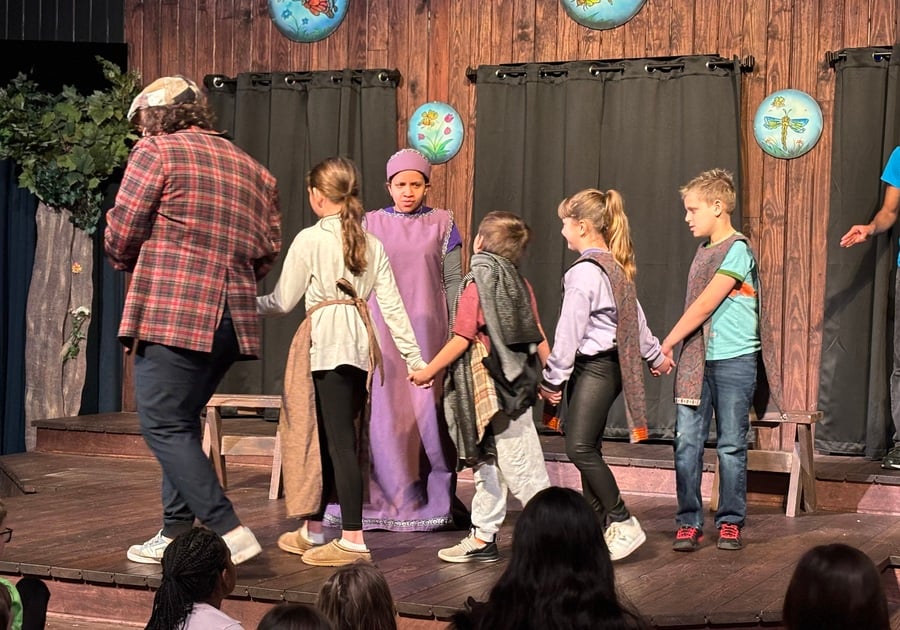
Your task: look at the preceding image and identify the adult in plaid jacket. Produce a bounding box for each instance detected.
[104,76,281,565]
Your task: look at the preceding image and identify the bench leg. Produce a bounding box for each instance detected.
[203,406,227,490]
[785,444,802,518]
[269,429,283,500]
[797,424,817,512]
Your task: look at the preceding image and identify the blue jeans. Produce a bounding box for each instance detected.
[134,308,242,538]
[674,352,757,531]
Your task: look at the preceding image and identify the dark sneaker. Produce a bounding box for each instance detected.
[717,523,743,550]
[672,525,703,552]
[438,532,499,563]
[882,446,900,469]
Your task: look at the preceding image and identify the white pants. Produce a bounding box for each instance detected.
[471,409,551,540]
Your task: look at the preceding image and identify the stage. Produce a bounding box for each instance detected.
[0,413,898,629]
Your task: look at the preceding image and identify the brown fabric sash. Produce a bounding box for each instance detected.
[673,234,783,416]
[573,251,649,443]
[279,278,382,518]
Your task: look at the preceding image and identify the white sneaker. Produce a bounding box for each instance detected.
[605,516,646,561]
[222,525,262,565]
[126,530,172,564]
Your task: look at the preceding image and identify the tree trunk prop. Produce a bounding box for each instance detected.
[23,203,93,449]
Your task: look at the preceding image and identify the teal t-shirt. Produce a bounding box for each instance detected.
[706,239,761,360]
[882,147,900,266]
[0,577,23,630]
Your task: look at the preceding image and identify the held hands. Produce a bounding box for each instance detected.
[651,353,676,377]
[840,224,875,248]
[650,346,676,377]
[539,385,562,405]
[409,368,435,388]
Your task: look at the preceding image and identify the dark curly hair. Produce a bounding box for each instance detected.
[451,487,648,630]
[135,102,218,136]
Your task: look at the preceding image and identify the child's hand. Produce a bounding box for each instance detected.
[409,369,434,388]
[651,353,676,377]
[539,385,562,405]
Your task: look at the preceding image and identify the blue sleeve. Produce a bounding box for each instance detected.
[717,240,754,281]
[882,147,900,189]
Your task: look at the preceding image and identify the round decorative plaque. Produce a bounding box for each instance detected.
[753,89,823,159]
[560,0,648,30]
[268,0,348,43]
[408,102,464,164]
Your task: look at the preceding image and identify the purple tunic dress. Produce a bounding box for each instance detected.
[325,206,461,531]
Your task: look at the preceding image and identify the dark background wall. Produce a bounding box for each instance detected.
[0,0,898,436]
[119,0,898,425]
[0,0,123,42]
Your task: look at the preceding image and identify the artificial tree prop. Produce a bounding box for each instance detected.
[0,57,140,448]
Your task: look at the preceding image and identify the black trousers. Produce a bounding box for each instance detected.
[134,307,241,537]
[310,365,368,531]
[564,352,630,526]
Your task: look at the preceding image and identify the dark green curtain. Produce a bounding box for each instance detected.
[0,162,125,454]
[0,160,36,454]
[204,69,399,395]
[473,56,743,440]
[819,46,899,457]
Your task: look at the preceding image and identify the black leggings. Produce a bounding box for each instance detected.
[310,365,368,531]
[564,352,630,526]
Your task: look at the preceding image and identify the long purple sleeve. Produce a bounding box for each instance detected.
[543,257,663,389]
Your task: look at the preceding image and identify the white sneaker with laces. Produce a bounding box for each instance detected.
[222,525,262,565]
[605,516,646,561]
[126,530,172,564]
[437,531,499,563]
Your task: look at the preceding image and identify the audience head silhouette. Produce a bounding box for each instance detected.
[258,602,334,630]
[145,527,236,630]
[782,543,889,630]
[451,486,648,630]
[317,560,397,630]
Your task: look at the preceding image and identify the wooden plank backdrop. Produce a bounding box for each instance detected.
[121,0,898,419]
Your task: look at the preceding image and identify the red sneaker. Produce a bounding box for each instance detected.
[717,523,743,550]
[672,525,703,552]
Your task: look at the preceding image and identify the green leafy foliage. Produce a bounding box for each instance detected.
[0,57,141,234]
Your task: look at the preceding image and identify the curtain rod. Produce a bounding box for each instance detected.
[465,55,755,82]
[825,49,892,69]
[205,69,401,89]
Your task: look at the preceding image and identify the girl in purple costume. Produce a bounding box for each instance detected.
[327,149,463,531]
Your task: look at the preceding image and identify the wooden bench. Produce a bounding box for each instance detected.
[710,410,822,517]
[201,394,283,500]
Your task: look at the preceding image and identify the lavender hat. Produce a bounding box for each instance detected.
[386,148,432,182]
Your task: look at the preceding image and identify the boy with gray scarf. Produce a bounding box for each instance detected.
[410,211,551,563]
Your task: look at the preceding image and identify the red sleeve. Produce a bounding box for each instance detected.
[452,283,481,340]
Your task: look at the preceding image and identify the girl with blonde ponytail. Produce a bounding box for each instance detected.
[540,188,674,562]
[257,156,426,567]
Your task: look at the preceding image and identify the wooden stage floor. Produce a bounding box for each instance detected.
[0,413,899,629]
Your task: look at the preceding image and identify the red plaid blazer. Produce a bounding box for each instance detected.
[105,128,281,357]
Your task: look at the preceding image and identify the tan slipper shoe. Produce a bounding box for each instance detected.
[301,539,371,567]
[277,529,317,556]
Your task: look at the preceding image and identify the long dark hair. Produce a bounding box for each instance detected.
[145,528,230,630]
[452,487,648,630]
[782,543,890,630]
